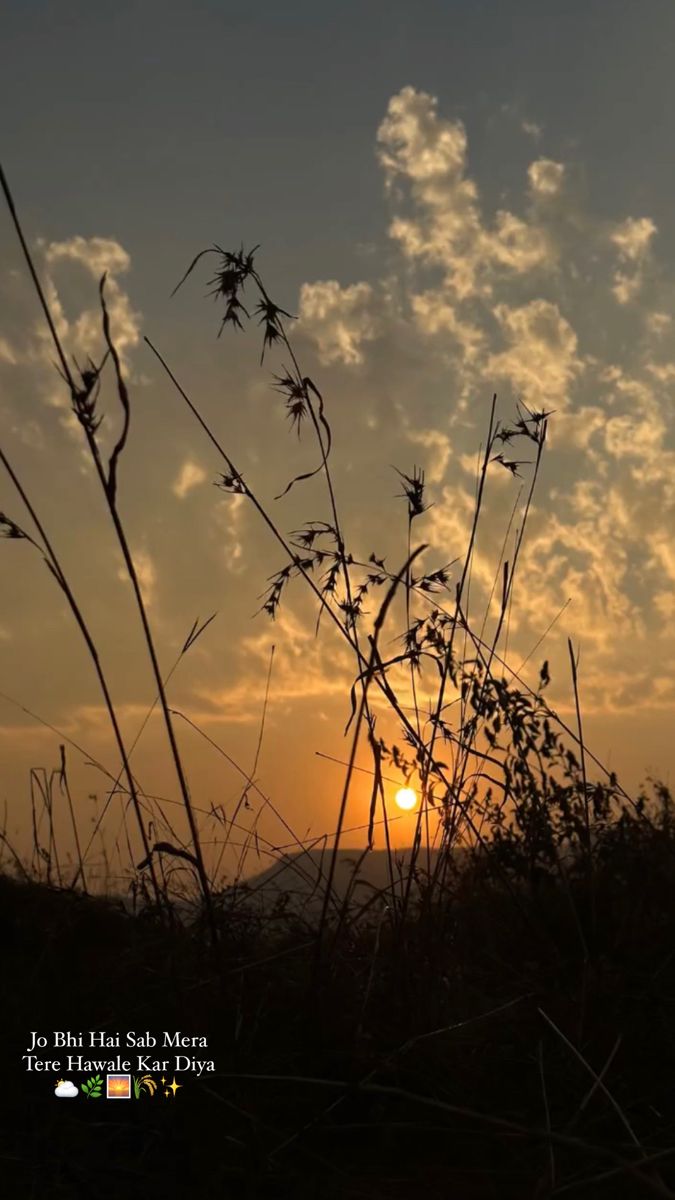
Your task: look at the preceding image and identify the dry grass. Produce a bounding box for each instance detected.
[1,171,675,1197]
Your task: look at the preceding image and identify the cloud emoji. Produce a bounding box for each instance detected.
[54,1080,78,1098]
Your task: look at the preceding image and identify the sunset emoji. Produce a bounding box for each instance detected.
[106,1074,131,1099]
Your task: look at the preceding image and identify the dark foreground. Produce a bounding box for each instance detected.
[2,827,675,1200]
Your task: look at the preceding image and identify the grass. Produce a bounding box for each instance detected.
[3,803,675,1198]
[1,168,675,1197]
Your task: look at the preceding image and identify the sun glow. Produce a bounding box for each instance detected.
[394,787,417,811]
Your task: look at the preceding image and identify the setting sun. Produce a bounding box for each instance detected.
[394,788,417,812]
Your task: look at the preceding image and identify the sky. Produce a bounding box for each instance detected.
[2,0,675,885]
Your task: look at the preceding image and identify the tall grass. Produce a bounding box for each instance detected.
[4,170,675,1197]
[0,174,661,938]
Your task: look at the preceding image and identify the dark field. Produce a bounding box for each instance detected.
[3,799,675,1199]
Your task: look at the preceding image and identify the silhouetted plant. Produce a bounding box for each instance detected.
[0,183,665,970]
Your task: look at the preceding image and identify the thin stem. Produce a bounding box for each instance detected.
[568,637,596,938]
[316,546,425,958]
[0,447,164,910]
[0,166,216,938]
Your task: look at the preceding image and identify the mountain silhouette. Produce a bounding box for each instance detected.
[224,846,463,913]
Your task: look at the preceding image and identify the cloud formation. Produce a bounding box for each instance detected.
[0,233,141,455]
[117,550,157,609]
[41,234,140,366]
[375,86,556,298]
[298,280,378,364]
[173,459,207,499]
[610,216,657,305]
[487,299,582,406]
[4,81,675,857]
[297,86,675,718]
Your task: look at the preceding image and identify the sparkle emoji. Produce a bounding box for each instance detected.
[164,1076,182,1098]
[54,1079,78,1098]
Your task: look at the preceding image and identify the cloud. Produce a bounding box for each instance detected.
[646,311,671,338]
[375,86,556,300]
[173,459,207,499]
[610,216,657,304]
[193,608,354,724]
[44,235,131,278]
[40,236,140,365]
[19,234,138,395]
[528,159,565,198]
[0,336,18,365]
[6,78,675,805]
[410,291,485,362]
[611,217,657,263]
[0,232,142,476]
[118,550,157,608]
[135,551,157,605]
[293,85,675,720]
[488,300,583,407]
[405,427,452,484]
[54,1080,78,1098]
[378,86,470,182]
[299,280,378,364]
[212,492,247,575]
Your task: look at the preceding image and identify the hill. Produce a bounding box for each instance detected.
[225,846,451,912]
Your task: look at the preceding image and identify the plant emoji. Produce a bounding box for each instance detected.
[133,1074,157,1098]
[80,1074,103,1099]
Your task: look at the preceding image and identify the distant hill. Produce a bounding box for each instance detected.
[223,846,464,914]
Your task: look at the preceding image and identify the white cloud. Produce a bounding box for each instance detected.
[52,235,137,357]
[378,86,470,182]
[54,1080,78,1098]
[3,234,141,456]
[646,360,675,383]
[172,459,207,499]
[118,550,157,608]
[646,311,671,337]
[193,608,354,723]
[299,280,378,365]
[376,87,556,300]
[405,427,452,484]
[612,273,641,305]
[610,216,657,304]
[0,336,18,365]
[217,492,246,575]
[135,551,157,607]
[489,210,552,273]
[41,236,140,364]
[410,290,485,361]
[611,217,657,262]
[7,85,675,751]
[290,88,675,717]
[528,158,565,197]
[488,299,583,406]
[44,235,130,276]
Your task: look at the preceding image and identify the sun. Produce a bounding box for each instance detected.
[394,787,417,811]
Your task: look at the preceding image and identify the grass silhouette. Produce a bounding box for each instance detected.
[1,169,675,1197]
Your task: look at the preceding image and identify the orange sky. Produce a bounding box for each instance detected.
[3,15,675,887]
